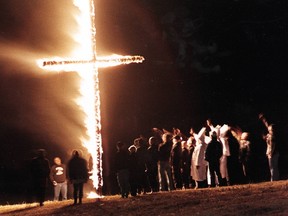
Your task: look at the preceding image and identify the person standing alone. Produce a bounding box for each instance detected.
[50,157,67,201]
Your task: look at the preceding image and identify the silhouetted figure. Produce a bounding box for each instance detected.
[158,133,175,191]
[30,149,50,206]
[172,135,183,189]
[226,129,244,185]
[239,132,253,183]
[128,145,138,196]
[207,121,230,185]
[50,157,67,201]
[134,137,150,194]
[114,142,130,198]
[181,141,191,189]
[146,136,159,192]
[68,150,89,205]
[205,131,223,187]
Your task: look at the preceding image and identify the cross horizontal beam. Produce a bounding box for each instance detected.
[41,55,145,68]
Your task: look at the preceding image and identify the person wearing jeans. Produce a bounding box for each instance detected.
[50,157,67,201]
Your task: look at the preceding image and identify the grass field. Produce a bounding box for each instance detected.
[1,180,288,216]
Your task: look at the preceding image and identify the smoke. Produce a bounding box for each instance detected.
[0,0,87,164]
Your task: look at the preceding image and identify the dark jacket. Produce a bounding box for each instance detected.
[68,156,89,183]
[158,141,173,162]
[114,149,130,171]
[172,142,182,167]
[30,156,50,185]
[147,144,159,171]
[205,139,223,163]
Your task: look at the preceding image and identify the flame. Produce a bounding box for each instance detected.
[86,191,103,199]
[37,54,144,70]
[72,0,103,195]
[37,0,144,197]
[96,54,144,67]
[36,0,104,195]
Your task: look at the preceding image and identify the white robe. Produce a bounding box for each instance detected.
[219,130,230,180]
[191,128,208,181]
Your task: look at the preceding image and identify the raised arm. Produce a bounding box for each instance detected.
[206,119,215,131]
[259,113,269,129]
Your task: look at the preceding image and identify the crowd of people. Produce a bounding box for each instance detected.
[27,113,281,204]
[29,149,89,206]
[113,113,280,198]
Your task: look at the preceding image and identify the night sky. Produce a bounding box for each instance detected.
[0,0,288,201]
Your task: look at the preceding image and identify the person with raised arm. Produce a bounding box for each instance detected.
[259,113,280,181]
[191,127,208,189]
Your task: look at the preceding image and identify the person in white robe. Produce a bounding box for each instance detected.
[190,127,208,189]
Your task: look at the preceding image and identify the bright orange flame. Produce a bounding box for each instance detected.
[72,0,103,195]
[36,55,144,70]
[37,0,144,197]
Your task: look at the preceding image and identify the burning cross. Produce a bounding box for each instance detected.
[38,0,144,196]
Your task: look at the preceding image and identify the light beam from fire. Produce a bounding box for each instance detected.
[38,0,144,197]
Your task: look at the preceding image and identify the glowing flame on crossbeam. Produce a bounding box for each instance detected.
[37,0,144,199]
[37,55,144,71]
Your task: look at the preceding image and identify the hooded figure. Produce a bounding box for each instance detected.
[191,127,208,188]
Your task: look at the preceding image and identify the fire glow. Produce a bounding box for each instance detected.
[38,0,144,197]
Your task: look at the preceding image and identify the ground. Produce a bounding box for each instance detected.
[1,180,288,216]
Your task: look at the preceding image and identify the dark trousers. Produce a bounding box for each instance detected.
[73,182,84,203]
[137,171,150,194]
[208,162,222,187]
[129,171,138,196]
[182,164,191,189]
[147,167,159,192]
[33,178,47,206]
[173,165,183,189]
[117,169,130,198]
[35,186,46,205]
